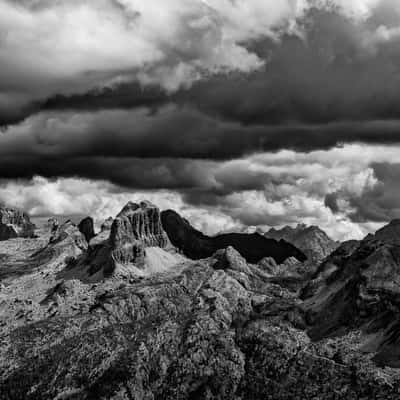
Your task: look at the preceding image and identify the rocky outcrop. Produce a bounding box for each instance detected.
[1,241,399,399]
[78,216,95,243]
[110,201,168,266]
[161,209,306,264]
[373,219,400,245]
[302,222,400,367]
[83,201,171,276]
[0,207,35,241]
[32,220,88,265]
[212,246,251,273]
[46,217,59,233]
[100,217,113,232]
[265,224,339,262]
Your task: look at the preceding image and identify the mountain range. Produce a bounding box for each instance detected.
[1,202,400,399]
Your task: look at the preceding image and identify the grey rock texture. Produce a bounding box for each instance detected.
[302,222,400,368]
[1,244,400,399]
[32,220,88,266]
[78,216,95,243]
[100,216,114,232]
[83,201,171,276]
[46,217,59,232]
[265,223,339,262]
[2,207,400,399]
[110,201,169,266]
[0,207,35,241]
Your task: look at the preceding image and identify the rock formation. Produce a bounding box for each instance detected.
[0,207,35,241]
[302,223,400,367]
[3,205,400,398]
[212,246,251,273]
[78,216,95,243]
[161,209,306,264]
[2,234,400,399]
[46,217,59,233]
[84,201,171,276]
[32,220,88,265]
[100,217,113,232]
[110,201,168,265]
[265,223,339,262]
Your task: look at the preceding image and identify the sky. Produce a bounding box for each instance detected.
[1,0,400,240]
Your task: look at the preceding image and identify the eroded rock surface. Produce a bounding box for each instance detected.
[265,224,339,262]
[2,207,400,399]
[302,223,400,368]
[110,201,168,266]
[1,244,399,399]
[0,207,35,241]
[82,201,174,277]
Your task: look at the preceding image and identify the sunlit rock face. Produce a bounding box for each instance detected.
[0,207,35,241]
[110,201,169,266]
[265,224,339,263]
[33,220,88,265]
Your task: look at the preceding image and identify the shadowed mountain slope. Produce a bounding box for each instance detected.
[302,220,400,367]
[161,210,306,264]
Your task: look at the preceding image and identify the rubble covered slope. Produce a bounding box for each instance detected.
[1,203,400,400]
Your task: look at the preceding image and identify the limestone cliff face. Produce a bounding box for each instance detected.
[0,207,35,241]
[84,201,170,275]
[110,201,169,266]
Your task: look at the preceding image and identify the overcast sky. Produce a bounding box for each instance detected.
[2,0,400,240]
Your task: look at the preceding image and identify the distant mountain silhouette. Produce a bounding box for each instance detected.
[161,210,306,264]
[265,224,339,262]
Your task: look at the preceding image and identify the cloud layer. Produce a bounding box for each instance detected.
[2,1,400,239]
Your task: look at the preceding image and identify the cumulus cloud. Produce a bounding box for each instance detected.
[1,144,398,241]
[0,0,305,102]
[2,1,400,240]
[0,176,239,235]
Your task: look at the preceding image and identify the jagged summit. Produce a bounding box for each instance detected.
[110,200,169,266]
[302,219,400,367]
[0,207,35,241]
[265,223,339,261]
[80,201,180,278]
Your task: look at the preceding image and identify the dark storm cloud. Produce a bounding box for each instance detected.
[3,5,400,129]
[3,1,400,240]
[4,108,400,168]
[324,193,340,214]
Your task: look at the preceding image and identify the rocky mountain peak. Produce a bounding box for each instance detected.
[265,223,339,262]
[110,201,168,266]
[372,219,400,245]
[0,207,35,241]
[213,246,249,273]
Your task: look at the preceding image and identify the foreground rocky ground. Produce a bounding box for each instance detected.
[1,203,400,399]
